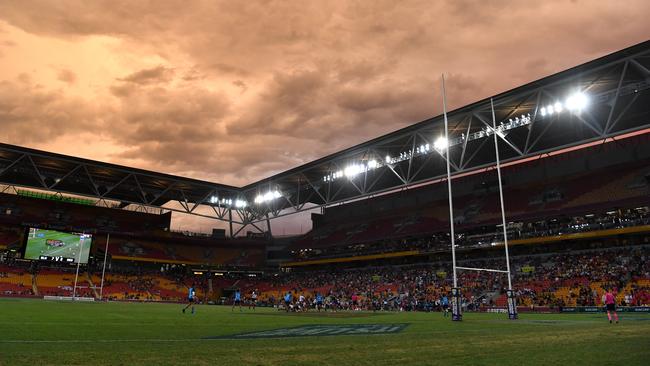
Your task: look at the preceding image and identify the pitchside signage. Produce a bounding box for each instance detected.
[561,306,650,313]
[206,324,409,339]
[506,290,518,320]
[451,287,462,321]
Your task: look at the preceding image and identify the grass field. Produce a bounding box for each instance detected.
[23,229,91,262]
[0,298,648,366]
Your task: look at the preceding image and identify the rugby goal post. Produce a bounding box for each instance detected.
[441,76,517,321]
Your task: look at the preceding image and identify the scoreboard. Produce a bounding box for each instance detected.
[38,255,74,263]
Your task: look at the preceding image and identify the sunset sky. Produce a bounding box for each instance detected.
[0,0,648,234]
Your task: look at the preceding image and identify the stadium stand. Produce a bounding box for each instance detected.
[246,241,650,311]
[94,234,265,267]
[0,264,33,296]
[0,192,172,234]
[288,135,650,263]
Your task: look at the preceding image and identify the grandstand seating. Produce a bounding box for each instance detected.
[34,269,93,298]
[290,157,650,261]
[0,265,33,296]
[88,272,198,301]
[0,224,24,250]
[0,192,172,234]
[0,240,648,310]
[254,244,650,310]
[96,234,265,267]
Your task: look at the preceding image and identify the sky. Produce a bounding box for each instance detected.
[0,0,648,234]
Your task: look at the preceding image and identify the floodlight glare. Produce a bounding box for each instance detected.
[434,136,448,151]
[254,190,282,204]
[344,164,362,178]
[540,107,547,116]
[368,159,378,169]
[546,105,554,115]
[385,155,391,163]
[565,92,588,111]
[554,102,563,113]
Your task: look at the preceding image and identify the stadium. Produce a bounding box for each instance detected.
[0,11,649,366]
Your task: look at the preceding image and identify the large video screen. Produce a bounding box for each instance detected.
[24,228,92,264]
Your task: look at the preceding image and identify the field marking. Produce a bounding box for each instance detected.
[0,339,218,344]
[2,319,647,344]
[0,329,498,344]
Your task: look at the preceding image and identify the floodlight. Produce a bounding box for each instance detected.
[540,107,547,116]
[546,105,554,115]
[565,92,588,111]
[434,136,448,151]
[255,190,283,204]
[385,155,391,163]
[554,102,563,113]
[368,159,378,169]
[344,164,362,178]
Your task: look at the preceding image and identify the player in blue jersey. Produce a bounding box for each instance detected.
[182,284,196,314]
[284,291,292,312]
[315,292,324,312]
[441,295,449,317]
[232,289,242,312]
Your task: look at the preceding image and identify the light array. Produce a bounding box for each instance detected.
[386,113,534,165]
[330,92,591,185]
[324,111,536,181]
[540,92,588,117]
[209,196,248,208]
[254,190,282,204]
[323,160,379,182]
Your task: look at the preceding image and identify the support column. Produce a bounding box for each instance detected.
[229,209,234,238]
[265,213,272,238]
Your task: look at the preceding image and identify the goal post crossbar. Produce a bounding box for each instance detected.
[455,266,509,274]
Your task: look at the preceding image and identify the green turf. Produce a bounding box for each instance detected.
[24,229,90,262]
[0,298,648,365]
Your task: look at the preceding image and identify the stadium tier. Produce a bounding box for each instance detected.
[91,233,265,266]
[0,192,172,234]
[286,133,650,262]
[1,238,648,309]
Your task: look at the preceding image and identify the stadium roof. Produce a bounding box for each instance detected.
[0,142,241,221]
[1,40,649,232]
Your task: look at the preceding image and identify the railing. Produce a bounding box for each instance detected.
[16,189,95,206]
